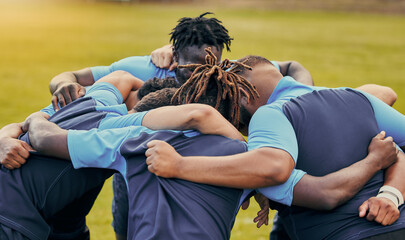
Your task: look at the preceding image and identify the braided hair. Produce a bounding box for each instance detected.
[171,48,259,127]
[170,12,233,52]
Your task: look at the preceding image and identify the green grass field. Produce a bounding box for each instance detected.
[1,1,405,239]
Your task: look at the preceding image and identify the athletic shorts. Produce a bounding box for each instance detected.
[0,224,30,240]
[111,173,129,235]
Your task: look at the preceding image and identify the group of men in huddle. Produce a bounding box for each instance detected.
[1,12,405,240]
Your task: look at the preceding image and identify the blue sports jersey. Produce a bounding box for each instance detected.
[89,56,280,83]
[40,82,146,130]
[90,56,176,82]
[68,127,247,240]
[247,77,405,239]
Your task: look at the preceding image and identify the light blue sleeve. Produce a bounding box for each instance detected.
[90,56,175,82]
[247,104,305,205]
[86,82,123,106]
[40,104,56,116]
[98,111,148,130]
[40,82,123,115]
[67,126,151,176]
[360,90,405,147]
[258,169,306,205]
[270,61,281,72]
[248,105,298,161]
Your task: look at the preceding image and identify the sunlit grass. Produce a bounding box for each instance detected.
[1,1,405,239]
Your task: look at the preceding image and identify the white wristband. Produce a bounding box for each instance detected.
[376,185,404,208]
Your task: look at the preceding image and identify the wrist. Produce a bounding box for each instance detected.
[175,156,186,179]
[364,154,383,172]
[376,185,404,208]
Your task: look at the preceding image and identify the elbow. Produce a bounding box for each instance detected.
[318,198,340,211]
[186,104,216,129]
[259,149,293,186]
[271,162,292,185]
[384,86,397,106]
[358,84,397,106]
[316,190,350,211]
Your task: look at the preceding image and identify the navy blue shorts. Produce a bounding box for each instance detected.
[111,173,129,235]
[0,224,29,240]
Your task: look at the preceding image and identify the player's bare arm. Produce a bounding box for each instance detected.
[150,44,178,71]
[146,141,294,189]
[0,122,32,169]
[277,61,314,86]
[146,131,397,215]
[292,131,398,210]
[24,115,70,160]
[96,70,144,110]
[142,104,245,142]
[49,68,94,110]
[0,112,49,169]
[358,148,405,226]
[356,84,397,106]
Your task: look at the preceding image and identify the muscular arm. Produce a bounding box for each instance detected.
[25,116,70,160]
[0,122,31,169]
[277,61,314,86]
[96,70,144,110]
[150,44,178,71]
[146,143,294,189]
[356,149,405,226]
[292,132,397,210]
[0,122,24,139]
[0,112,49,169]
[142,104,245,141]
[356,84,397,106]
[49,68,94,110]
[383,151,405,199]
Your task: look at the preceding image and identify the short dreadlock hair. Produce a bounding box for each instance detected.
[236,55,274,77]
[137,77,180,100]
[171,48,259,127]
[134,88,179,112]
[170,12,233,52]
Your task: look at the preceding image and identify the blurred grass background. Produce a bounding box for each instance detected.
[1,0,404,239]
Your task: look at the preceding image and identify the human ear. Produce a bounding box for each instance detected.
[241,95,250,105]
[173,49,179,63]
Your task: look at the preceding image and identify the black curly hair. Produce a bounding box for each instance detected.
[170,12,233,52]
[137,77,181,100]
[134,88,179,112]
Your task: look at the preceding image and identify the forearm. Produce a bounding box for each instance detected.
[143,104,244,141]
[382,151,405,202]
[98,70,144,101]
[0,122,23,139]
[28,119,70,160]
[49,68,94,94]
[292,155,381,210]
[279,61,314,86]
[0,111,48,139]
[175,148,293,189]
[50,72,80,94]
